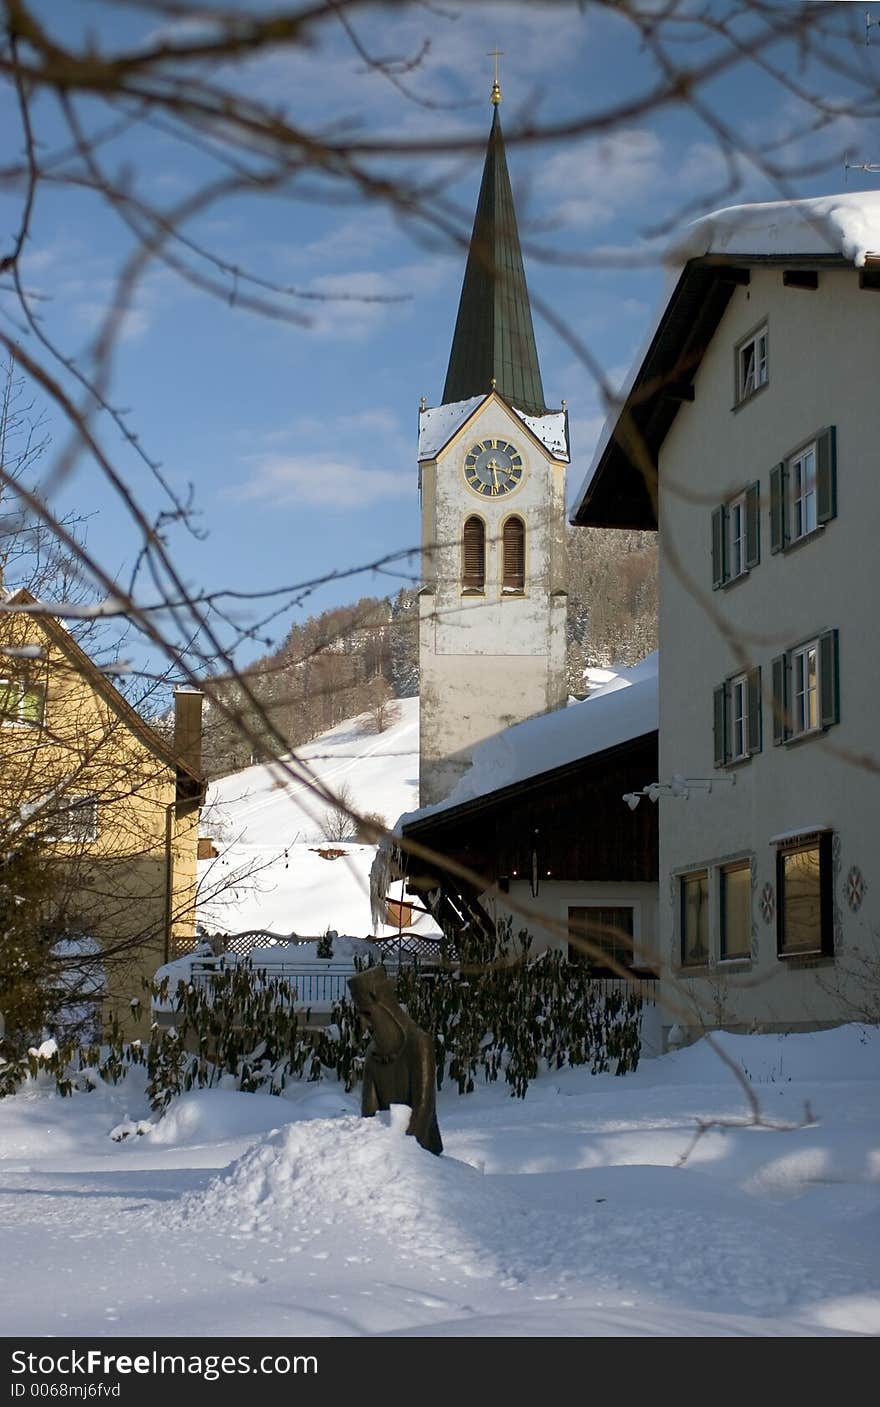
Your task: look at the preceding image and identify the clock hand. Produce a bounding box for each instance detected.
[491,465,499,492]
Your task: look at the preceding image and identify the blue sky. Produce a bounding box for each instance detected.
[2,1,879,678]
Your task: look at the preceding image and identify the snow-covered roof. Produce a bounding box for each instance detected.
[400,652,657,829]
[668,191,880,269]
[571,191,880,528]
[418,396,483,460]
[418,394,569,463]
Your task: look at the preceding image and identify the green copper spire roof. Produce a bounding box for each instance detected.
[442,105,547,417]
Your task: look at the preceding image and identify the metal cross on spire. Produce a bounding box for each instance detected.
[488,46,503,104]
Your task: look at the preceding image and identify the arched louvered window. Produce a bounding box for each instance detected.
[502,516,525,592]
[462,516,485,591]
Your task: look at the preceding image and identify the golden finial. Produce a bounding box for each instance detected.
[490,376,497,390]
[419,394,427,411]
[488,47,503,105]
[561,399,567,409]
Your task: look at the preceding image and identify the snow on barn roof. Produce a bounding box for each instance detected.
[399,652,657,831]
[571,190,880,529]
[418,393,568,463]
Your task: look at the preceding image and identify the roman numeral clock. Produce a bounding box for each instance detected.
[463,438,524,497]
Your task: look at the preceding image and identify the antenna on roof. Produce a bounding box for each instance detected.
[844,156,880,180]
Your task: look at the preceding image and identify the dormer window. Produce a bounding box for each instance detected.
[736,324,768,403]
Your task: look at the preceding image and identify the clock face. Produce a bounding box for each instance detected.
[463,438,524,497]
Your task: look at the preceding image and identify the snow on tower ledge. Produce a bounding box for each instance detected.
[418,394,568,463]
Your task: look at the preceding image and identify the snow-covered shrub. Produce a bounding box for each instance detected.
[394,920,643,1097]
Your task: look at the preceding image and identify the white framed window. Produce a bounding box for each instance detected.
[0,676,45,726]
[714,667,761,766]
[728,494,746,579]
[772,630,838,744]
[48,796,99,844]
[730,673,749,760]
[792,641,819,735]
[790,442,817,540]
[770,426,836,554]
[711,484,759,588]
[736,324,768,402]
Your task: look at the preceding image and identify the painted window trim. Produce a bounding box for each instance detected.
[461,513,487,594]
[771,629,839,745]
[0,676,46,727]
[714,666,762,768]
[734,321,769,406]
[775,830,834,959]
[770,426,837,555]
[679,869,710,969]
[711,482,760,589]
[719,859,752,962]
[48,795,99,845]
[501,513,526,595]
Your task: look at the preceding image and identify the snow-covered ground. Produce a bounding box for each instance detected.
[197,697,437,940]
[1,1026,878,1337]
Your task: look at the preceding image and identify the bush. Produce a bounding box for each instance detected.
[320,782,358,842]
[0,937,643,1107]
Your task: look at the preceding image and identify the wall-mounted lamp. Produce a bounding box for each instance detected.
[622,773,735,809]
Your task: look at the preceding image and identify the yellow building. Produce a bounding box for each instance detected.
[0,588,203,1037]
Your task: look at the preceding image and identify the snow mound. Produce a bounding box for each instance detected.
[659,1025,880,1087]
[177,1110,528,1280]
[149,1088,356,1146]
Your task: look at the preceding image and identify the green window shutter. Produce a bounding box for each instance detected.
[771,653,788,744]
[769,463,787,553]
[819,628,839,728]
[816,425,837,525]
[745,481,760,568]
[711,505,727,588]
[747,667,762,754]
[713,683,728,767]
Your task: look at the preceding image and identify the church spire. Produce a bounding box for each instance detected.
[442,94,547,417]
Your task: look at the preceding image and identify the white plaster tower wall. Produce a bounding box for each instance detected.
[418,396,568,806]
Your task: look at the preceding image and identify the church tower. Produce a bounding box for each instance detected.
[418,80,569,807]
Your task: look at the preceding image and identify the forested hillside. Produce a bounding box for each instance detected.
[200,531,657,779]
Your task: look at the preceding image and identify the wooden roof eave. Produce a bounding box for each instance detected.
[400,728,658,844]
[572,252,854,531]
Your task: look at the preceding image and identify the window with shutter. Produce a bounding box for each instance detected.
[712,481,760,587]
[502,516,525,593]
[772,427,836,551]
[715,667,761,765]
[772,631,839,743]
[461,516,485,592]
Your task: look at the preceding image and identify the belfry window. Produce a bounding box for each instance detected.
[462,516,485,592]
[502,517,525,593]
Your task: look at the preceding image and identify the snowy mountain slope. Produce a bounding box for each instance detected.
[196,697,436,939]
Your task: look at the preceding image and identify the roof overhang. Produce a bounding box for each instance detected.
[571,252,853,531]
[400,727,657,841]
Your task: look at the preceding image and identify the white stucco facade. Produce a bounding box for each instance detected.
[658,264,879,1036]
[418,393,568,806]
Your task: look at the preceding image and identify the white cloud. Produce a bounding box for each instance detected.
[538,129,664,230]
[236,454,407,509]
